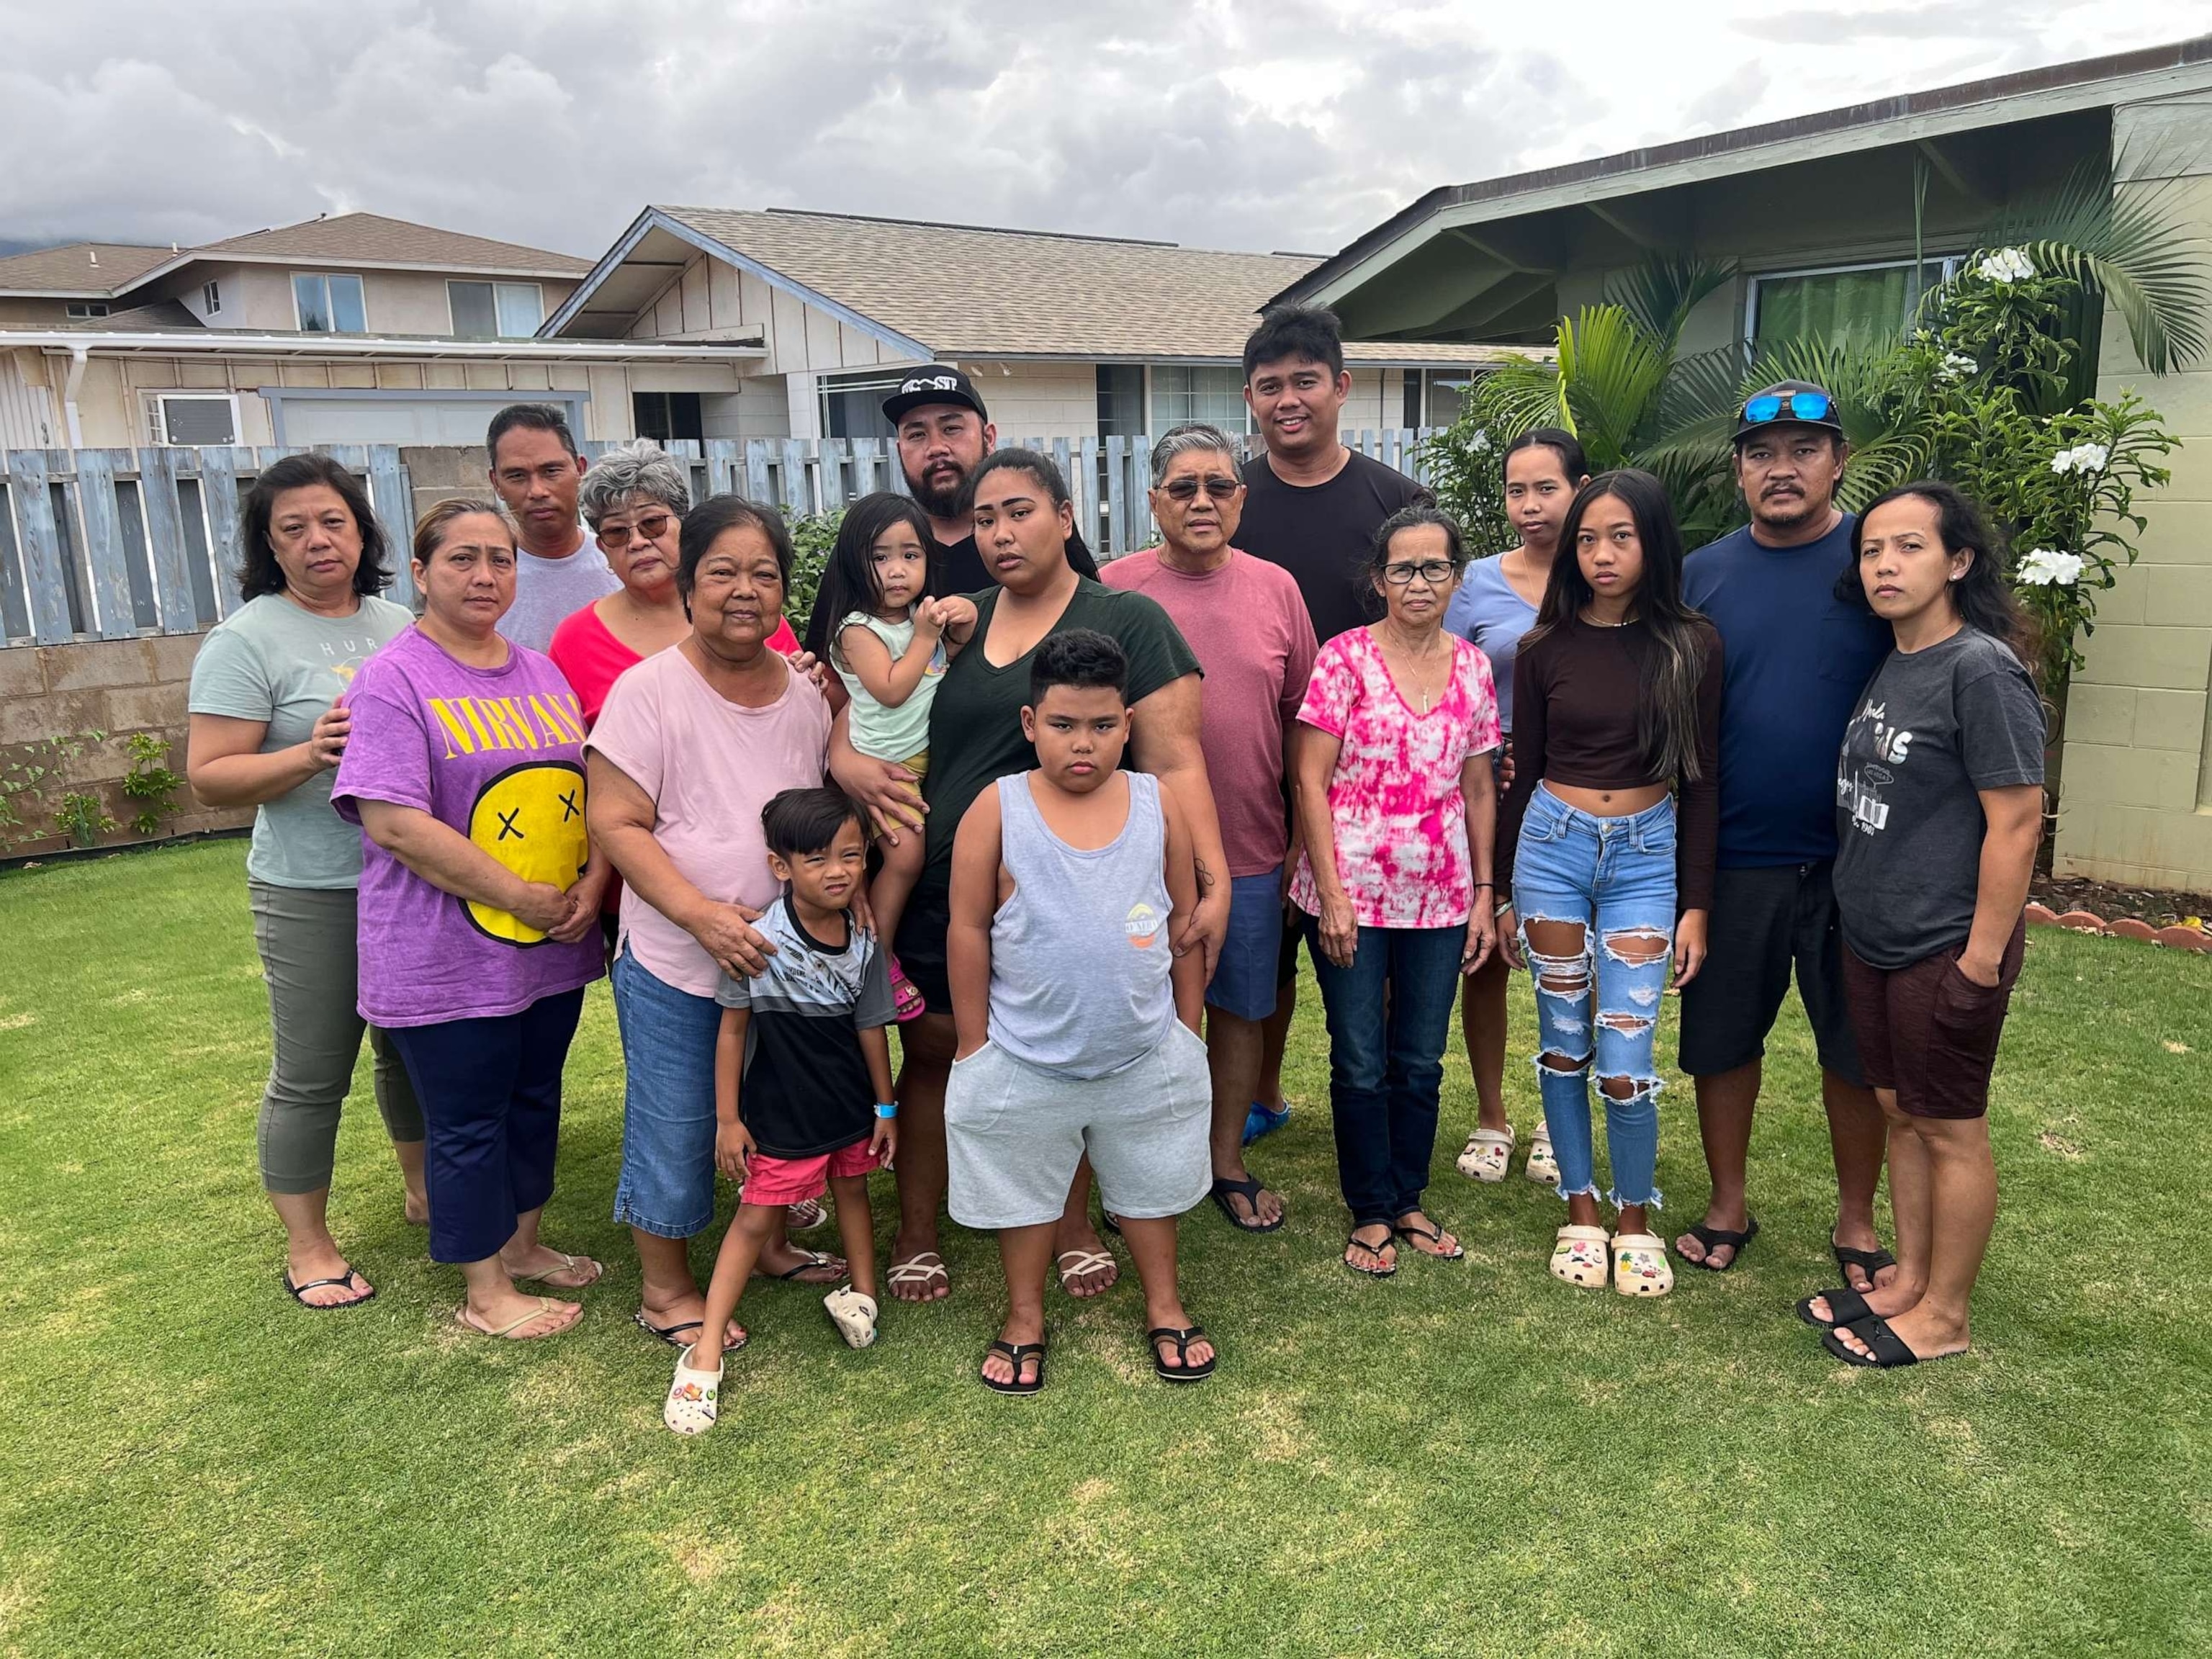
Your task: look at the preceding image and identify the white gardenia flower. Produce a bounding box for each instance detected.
[1976,246,2035,284]
[1470,430,1491,452]
[1938,352,1979,382]
[2017,548,2085,587]
[2051,441,2110,475]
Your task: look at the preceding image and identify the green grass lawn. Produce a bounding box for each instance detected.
[1,839,2206,1658]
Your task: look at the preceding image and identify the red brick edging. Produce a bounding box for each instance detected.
[2025,903,2212,952]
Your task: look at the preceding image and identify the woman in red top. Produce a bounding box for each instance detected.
[550,441,799,724]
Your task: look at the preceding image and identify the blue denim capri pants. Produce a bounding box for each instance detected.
[609,946,722,1239]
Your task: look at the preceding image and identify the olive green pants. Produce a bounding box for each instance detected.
[250,881,424,1194]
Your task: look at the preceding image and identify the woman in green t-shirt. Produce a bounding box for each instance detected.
[184,454,421,1310]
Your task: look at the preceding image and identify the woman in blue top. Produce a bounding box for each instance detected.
[1444,428,1588,1189]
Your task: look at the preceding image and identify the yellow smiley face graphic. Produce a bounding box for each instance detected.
[464,760,589,945]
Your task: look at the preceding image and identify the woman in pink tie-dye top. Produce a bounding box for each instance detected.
[1290,505,1501,1281]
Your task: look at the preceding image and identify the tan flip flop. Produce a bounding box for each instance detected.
[454,1296,578,1339]
[1550,1225,1610,1288]
[510,1251,603,1289]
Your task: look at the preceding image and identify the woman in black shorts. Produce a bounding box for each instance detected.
[1806,482,2044,1367]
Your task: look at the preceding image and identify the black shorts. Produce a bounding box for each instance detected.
[1842,921,2024,1119]
[1677,860,1866,1085]
[893,861,955,1017]
[1277,907,1303,989]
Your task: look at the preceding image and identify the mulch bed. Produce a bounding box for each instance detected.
[2029,874,2212,932]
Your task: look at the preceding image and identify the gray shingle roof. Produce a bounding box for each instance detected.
[192,212,593,274]
[655,207,1513,363]
[0,243,174,296]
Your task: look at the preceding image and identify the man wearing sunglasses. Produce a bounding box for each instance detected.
[1103,425,1319,1236]
[1675,381,1897,1290]
[486,403,621,653]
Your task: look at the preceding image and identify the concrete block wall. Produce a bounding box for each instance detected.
[0,637,249,858]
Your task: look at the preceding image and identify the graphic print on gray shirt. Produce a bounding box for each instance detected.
[1833,626,2046,969]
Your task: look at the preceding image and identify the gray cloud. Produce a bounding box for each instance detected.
[0,0,2188,266]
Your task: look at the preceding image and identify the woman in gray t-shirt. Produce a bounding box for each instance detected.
[1811,482,2045,1369]
[1442,428,1586,1190]
[186,454,421,1310]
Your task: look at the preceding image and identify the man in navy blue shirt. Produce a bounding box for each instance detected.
[1675,382,1896,1290]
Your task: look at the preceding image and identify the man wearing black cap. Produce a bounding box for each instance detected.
[880,364,1097,595]
[1675,382,1896,1288]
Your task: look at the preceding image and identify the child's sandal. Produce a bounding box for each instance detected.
[1611,1233,1675,1298]
[1550,1224,1610,1288]
[823,1284,878,1349]
[1456,1125,1516,1183]
[663,1344,724,1436]
[888,957,926,1023]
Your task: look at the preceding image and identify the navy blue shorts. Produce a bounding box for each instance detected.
[1207,868,1288,1024]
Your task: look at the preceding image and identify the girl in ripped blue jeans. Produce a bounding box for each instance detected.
[1496,470,1722,1298]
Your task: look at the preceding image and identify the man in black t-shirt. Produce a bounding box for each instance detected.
[1231,304,1431,1141]
[882,364,1097,597]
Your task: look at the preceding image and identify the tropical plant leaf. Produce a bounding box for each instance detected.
[1555,305,1671,469]
[1467,354,1569,447]
[1977,154,2212,374]
[1604,251,1737,351]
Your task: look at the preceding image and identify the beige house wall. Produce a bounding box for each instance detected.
[2055,91,2212,889]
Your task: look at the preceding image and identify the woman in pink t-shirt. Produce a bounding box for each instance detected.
[1291,505,1501,1280]
[333,500,608,1342]
[585,494,843,1357]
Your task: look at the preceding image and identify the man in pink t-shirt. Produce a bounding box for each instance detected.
[1102,425,1318,1234]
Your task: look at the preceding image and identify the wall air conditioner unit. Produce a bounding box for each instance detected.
[152,393,239,446]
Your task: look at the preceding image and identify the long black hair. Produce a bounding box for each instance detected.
[238,453,392,602]
[804,491,937,661]
[958,448,1100,578]
[1836,480,2038,664]
[1534,468,1710,783]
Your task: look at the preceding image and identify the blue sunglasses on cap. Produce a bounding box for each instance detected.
[1741,389,1833,424]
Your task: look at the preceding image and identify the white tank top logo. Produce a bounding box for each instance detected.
[1125,902,1162,949]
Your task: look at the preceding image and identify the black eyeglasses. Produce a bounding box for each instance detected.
[598,512,675,549]
[1382,559,1455,586]
[1160,475,1243,503]
[1741,390,1833,425]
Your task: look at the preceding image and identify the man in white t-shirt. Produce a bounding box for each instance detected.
[488,403,621,652]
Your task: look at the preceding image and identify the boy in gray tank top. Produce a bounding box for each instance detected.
[945,631,1215,1393]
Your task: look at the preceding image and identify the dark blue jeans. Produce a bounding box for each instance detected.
[1305,921,1465,1230]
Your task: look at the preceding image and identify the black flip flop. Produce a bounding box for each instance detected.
[771,1250,842,1282]
[1823,1315,1960,1370]
[1148,1325,1217,1383]
[1795,1287,1874,1330]
[1684,1215,1759,1272]
[1344,1230,1397,1278]
[1393,1218,1465,1260]
[1210,1175,1285,1234]
[1832,1239,1898,1288]
[981,1336,1047,1395]
[283,1268,374,1309]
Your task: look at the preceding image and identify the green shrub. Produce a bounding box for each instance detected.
[120,731,184,839]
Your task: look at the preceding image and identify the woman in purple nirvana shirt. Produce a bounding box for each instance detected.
[333,500,608,1341]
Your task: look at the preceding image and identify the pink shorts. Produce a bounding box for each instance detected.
[743,1141,879,1206]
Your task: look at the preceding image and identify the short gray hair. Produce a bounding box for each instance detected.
[578,439,691,529]
[1149,423,1242,487]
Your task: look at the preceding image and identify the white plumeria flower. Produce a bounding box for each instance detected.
[1976,246,2035,284]
[2017,548,2085,586]
[1470,430,1491,452]
[2050,442,2110,475]
[1937,352,1979,382]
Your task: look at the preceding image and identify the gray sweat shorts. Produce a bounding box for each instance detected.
[945,1021,1213,1231]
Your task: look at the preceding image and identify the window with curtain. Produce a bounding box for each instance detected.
[1148,365,1246,435]
[1750,260,1952,354]
[449,281,544,338]
[292,272,366,333]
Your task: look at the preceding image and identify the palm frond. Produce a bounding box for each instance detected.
[1979,155,2212,374]
[1604,252,1737,351]
[1467,354,1570,446]
[1555,305,1671,469]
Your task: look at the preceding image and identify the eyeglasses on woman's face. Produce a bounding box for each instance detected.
[1382,559,1455,586]
[598,511,675,549]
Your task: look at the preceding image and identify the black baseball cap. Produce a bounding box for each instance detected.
[1735,379,1843,443]
[882,364,989,426]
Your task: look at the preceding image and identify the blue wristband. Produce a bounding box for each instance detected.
[874,1102,899,1120]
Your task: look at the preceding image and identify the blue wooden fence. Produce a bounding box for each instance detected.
[2,429,1445,648]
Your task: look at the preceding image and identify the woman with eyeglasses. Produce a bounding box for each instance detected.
[1290,504,1500,1279]
[1496,469,1720,1300]
[549,441,799,727]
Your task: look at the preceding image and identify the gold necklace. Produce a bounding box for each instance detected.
[1382,625,1447,714]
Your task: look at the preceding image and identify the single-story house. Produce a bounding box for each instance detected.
[0,213,765,450]
[1269,35,2212,894]
[539,206,1521,445]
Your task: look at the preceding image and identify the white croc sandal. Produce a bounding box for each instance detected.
[663,1344,724,1436]
[1612,1233,1676,1298]
[1550,1224,1611,1288]
[1524,1124,1559,1186]
[824,1284,879,1350]
[1456,1125,1516,1183]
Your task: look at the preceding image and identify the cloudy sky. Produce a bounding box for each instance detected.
[2,0,2206,263]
